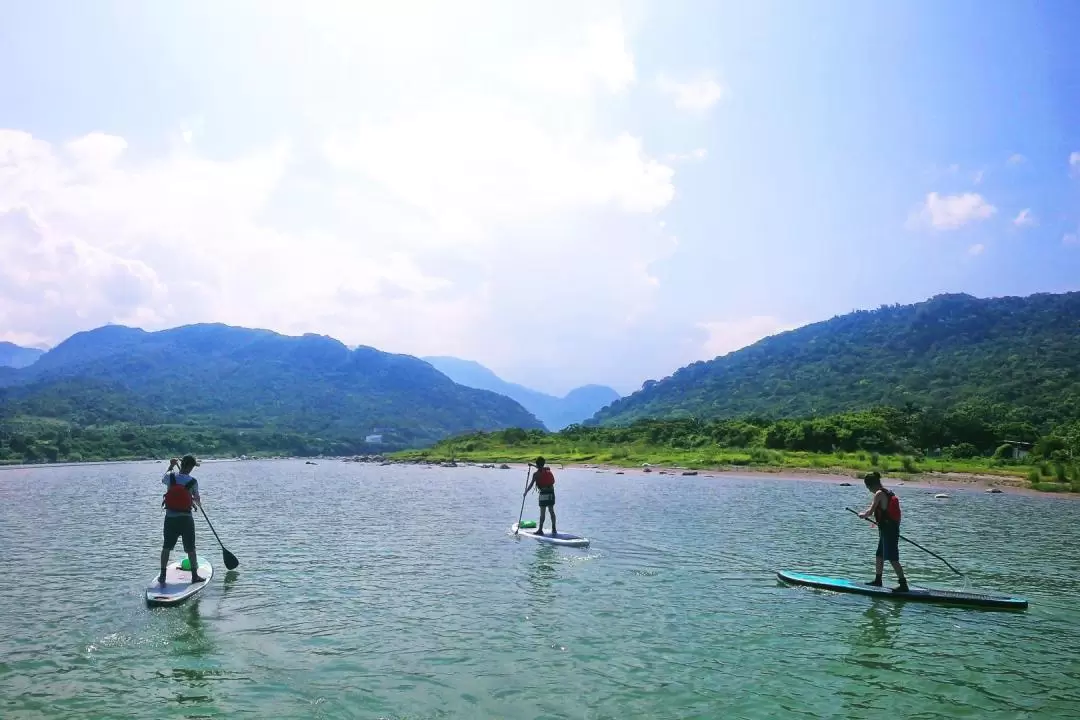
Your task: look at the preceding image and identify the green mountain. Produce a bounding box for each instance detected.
[0,342,44,369]
[422,356,619,430]
[0,323,543,461]
[592,292,1080,430]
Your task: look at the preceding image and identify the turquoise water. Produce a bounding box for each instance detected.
[1,460,1078,719]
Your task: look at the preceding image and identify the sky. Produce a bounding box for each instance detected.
[1,0,1079,396]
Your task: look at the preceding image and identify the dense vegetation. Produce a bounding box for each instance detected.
[398,408,1080,492]
[593,292,1080,432]
[0,323,543,463]
[423,356,620,430]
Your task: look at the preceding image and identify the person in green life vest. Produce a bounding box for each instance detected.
[858,471,909,592]
[158,454,206,585]
[523,456,557,536]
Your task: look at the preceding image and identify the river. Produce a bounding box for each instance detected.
[1,460,1077,718]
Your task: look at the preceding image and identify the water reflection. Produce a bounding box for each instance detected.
[858,600,904,648]
[524,545,559,618]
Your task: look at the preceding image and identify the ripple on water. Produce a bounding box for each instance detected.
[1,461,1078,719]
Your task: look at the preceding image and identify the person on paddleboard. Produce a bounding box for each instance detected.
[858,471,909,592]
[523,456,557,536]
[158,454,206,585]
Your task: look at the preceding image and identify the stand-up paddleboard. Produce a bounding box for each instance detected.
[511,523,590,548]
[777,570,1027,610]
[145,558,214,607]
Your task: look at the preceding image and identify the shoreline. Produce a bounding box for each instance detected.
[465,459,1077,499]
[3,454,1076,499]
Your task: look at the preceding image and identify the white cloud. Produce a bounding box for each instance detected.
[0,6,693,393]
[909,192,997,230]
[656,73,726,112]
[1071,152,1080,176]
[513,18,635,95]
[325,103,674,229]
[972,169,985,185]
[1065,233,1079,247]
[968,243,985,256]
[65,132,129,172]
[1013,209,1036,228]
[1007,153,1026,166]
[697,316,799,360]
[665,148,708,163]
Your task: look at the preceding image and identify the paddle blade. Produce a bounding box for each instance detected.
[222,548,240,570]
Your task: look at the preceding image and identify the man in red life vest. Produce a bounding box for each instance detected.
[158,454,206,585]
[858,471,909,592]
[523,456,557,536]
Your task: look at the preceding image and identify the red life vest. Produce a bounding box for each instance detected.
[162,473,196,512]
[535,467,555,489]
[874,489,901,525]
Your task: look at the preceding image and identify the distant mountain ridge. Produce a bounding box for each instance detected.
[592,291,1080,429]
[0,323,543,453]
[422,356,619,430]
[0,342,44,369]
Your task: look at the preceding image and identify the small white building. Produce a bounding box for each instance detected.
[365,434,383,444]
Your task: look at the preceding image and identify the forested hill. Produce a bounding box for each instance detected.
[592,292,1080,429]
[0,342,44,369]
[0,323,543,454]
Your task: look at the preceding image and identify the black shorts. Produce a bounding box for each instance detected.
[538,488,555,508]
[163,514,196,553]
[876,525,900,562]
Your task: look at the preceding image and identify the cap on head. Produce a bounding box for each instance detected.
[535,456,546,468]
[863,470,882,488]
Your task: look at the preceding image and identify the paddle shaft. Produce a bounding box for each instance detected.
[199,504,240,569]
[846,507,963,576]
[514,464,532,535]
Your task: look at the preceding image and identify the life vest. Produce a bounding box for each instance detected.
[162,473,196,512]
[873,489,901,525]
[535,467,555,489]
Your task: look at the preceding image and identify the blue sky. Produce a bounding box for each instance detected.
[1,1,1078,395]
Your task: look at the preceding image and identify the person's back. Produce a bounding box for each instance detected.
[526,457,557,535]
[158,455,205,584]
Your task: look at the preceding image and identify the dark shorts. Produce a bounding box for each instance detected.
[163,514,196,553]
[538,488,555,508]
[876,524,900,562]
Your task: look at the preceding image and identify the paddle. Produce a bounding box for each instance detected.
[514,463,532,535]
[845,507,962,576]
[199,504,240,570]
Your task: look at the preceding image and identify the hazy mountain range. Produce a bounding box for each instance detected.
[422,356,619,430]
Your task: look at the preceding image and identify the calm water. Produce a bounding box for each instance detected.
[1,460,1078,719]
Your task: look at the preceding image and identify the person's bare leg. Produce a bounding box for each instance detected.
[549,507,557,535]
[869,556,884,585]
[890,560,908,590]
[537,507,547,534]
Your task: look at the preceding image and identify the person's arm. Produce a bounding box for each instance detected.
[523,469,536,495]
[191,479,202,509]
[859,490,883,520]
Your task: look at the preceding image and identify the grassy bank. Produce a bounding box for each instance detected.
[394,432,1080,493]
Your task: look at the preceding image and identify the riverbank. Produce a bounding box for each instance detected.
[393,442,1080,495]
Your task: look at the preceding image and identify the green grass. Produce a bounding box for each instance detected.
[394,436,1050,484]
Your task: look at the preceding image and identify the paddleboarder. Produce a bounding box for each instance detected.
[158,455,206,585]
[858,471,909,592]
[523,456,557,536]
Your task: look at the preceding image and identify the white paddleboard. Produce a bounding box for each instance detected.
[511,523,590,548]
[145,558,214,607]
